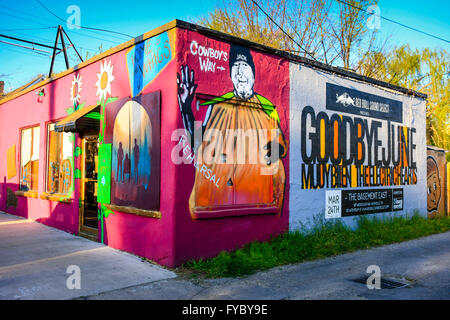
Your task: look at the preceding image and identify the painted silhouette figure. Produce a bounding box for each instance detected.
[124,153,131,182]
[133,138,140,183]
[117,142,124,182]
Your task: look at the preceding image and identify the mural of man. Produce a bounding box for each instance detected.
[427,156,441,213]
[177,44,287,215]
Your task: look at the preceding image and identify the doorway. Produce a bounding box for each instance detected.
[79,135,99,240]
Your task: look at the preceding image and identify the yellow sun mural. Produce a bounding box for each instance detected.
[70,74,82,106]
[95,60,115,101]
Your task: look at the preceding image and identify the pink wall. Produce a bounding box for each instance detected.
[0,30,178,266]
[0,73,82,234]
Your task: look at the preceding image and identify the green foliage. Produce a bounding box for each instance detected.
[359,45,449,151]
[184,213,450,278]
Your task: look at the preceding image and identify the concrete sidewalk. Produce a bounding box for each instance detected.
[0,212,176,300]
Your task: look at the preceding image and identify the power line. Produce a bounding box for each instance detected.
[3,30,100,54]
[0,26,57,32]
[35,0,134,39]
[0,11,51,28]
[249,0,318,61]
[0,33,62,51]
[336,0,450,44]
[0,4,125,45]
[0,40,51,55]
[0,45,51,59]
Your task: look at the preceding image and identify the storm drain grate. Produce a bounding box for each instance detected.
[351,276,411,289]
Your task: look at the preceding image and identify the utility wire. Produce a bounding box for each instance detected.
[0,45,51,59]
[0,34,62,51]
[0,40,51,55]
[0,11,51,28]
[3,30,100,54]
[0,4,125,44]
[336,0,450,44]
[35,0,134,39]
[249,0,318,61]
[0,26,57,32]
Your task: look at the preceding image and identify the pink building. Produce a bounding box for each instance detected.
[0,20,428,267]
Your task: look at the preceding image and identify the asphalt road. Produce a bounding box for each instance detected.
[1,211,449,300]
[84,232,450,300]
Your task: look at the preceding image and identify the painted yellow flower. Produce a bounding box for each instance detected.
[70,74,82,106]
[95,60,115,101]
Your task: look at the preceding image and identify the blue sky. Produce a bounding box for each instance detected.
[0,0,448,92]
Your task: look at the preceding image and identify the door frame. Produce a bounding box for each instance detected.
[79,135,99,237]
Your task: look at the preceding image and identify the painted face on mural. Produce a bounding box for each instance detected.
[427,172,441,212]
[426,157,441,212]
[231,60,255,100]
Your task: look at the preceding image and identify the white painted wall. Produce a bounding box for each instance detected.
[289,62,427,230]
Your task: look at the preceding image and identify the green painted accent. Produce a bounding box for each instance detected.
[74,146,82,157]
[76,102,85,110]
[200,92,235,106]
[96,96,118,244]
[66,107,74,115]
[200,92,280,122]
[74,168,81,179]
[84,112,101,120]
[105,97,118,105]
[97,144,112,204]
[256,94,273,106]
[98,204,114,243]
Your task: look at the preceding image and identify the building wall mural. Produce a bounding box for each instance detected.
[175,31,290,220]
[171,28,290,265]
[426,147,448,217]
[289,65,427,229]
[104,93,161,211]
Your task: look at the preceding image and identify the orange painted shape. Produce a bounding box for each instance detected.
[7,145,16,180]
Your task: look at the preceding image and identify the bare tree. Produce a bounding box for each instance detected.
[198,0,385,68]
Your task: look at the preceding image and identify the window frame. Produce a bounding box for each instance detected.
[44,121,75,196]
[19,124,40,192]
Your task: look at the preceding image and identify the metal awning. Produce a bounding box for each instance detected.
[54,104,100,134]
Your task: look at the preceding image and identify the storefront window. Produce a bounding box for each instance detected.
[20,126,40,191]
[46,123,74,194]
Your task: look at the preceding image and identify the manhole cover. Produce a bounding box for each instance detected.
[351,276,412,289]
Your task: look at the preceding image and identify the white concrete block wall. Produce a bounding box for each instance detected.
[289,63,427,230]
